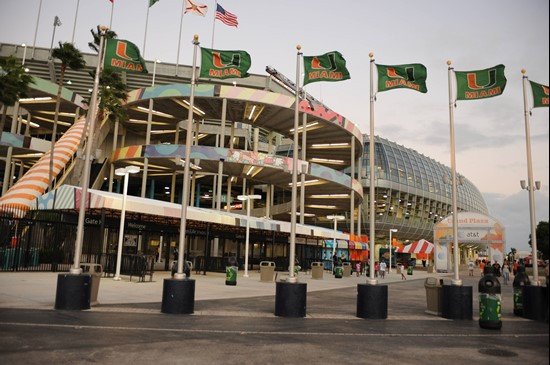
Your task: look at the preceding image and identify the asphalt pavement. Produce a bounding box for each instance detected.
[0,266,548,365]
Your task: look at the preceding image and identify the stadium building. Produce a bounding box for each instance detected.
[0,43,490,273]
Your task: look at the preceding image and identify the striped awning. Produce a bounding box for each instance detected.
[396,239,434,254]
[0,116,87,217]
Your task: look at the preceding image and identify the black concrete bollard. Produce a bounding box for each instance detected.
[54,274,92,310]
[522,285,548,322]
[441,284,473,320]
[275,281,307,318]
[356,284,388,319]
[161,278,195,314]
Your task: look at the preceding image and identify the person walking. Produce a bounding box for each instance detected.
[355,262,361,277]
[400,262,407,280]
[379,260,387,279]
[468,259,474,276]
[480,260,486,276]
[502,260,511,285]
[374,262,380,278]
[513,260,519,276]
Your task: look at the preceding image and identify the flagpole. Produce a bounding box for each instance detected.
[447,60,462,286]
[521,69,540,285]
[175,0,186,75]
[71,0,80,43]
[70,27,107,274]
[143,1,150,57]
[175,34,200,278]
[211,0,217,48]
[288,45,302,283]
[31,0,43,58]
[367,53,377,285]
[109,1,114,29]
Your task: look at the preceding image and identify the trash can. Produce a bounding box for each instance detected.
[260,261,276,282]
[427,265,434,274]
[424,277,443,315]
[479,266,502,329]
[225,266,238,286]
[513,265,530,316]
[80,263,102,306]
[334,265,343,279]
[407,265,413,275]
[311,262,324,280]
[343,262,352,277]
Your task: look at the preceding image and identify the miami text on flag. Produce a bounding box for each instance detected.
[303,51,350,85]
[103,39,148,73]
[216,4,238,27]
[185,0,208,17]
[376,64,427,93]
[529,80,549,108]
[455,65,506,100]
[200,48,251,79]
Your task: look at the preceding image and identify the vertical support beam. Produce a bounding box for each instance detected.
[350,136,355,235]
[170,122,180,203]
[357,145,363,237]
[109,117,119,193]
[141,98,154,198]
[253,127,259,153]
[299,113,307,224]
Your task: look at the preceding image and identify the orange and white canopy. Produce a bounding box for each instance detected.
[396,239,434,254]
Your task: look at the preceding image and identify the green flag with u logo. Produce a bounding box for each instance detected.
[377,64,427,93]
[199,48,251,79]
[530,80,549,108]
[455,64,506,100]
[303,51,350,86]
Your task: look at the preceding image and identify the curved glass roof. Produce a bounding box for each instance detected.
[362,135,488,215]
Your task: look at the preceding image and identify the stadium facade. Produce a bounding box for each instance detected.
[0,43,489,272]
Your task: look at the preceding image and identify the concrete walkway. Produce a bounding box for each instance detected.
[0,267,450,309]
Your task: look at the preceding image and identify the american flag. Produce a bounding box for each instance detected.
[215,3,238,27]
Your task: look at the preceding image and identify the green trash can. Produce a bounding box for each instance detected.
[407,266,413,275]
[226,266,237,286]
[335,266,343,279]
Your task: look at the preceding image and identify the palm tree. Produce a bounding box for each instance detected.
[48,42,86,192]
[88,26,118,53]
[90,68,129,122]
[0,56,33,139]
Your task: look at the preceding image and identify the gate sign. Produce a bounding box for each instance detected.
[434,212,506,272]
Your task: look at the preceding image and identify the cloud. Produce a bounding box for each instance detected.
[483,188,549,252]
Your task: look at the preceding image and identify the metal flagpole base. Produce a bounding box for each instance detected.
[275,281,307,317]
[356,283,387,319]
[161,278,195,314]
[54,274,92,310]
[441,284,473,320]
[522,285,548,322]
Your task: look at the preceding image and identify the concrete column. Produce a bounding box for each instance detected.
[253,127,259,153]
[190,171,196,207]
[357,147,363,237]
[141,99,154,198]
[108,117,119,192]
[350,136,355,235]
[300,113,307,224]
[170,122,180,203]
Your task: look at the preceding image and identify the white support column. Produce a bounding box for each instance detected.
[350,137,356,235]
[300,113,307,224]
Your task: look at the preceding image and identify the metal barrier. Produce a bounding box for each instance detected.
[103,254,154,282]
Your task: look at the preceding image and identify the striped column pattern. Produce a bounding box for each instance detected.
[0,116,88,217]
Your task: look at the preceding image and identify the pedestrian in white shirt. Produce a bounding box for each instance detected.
[379,261,387,278]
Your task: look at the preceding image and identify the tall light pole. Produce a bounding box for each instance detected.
[21,44,28,65]
[327,215,345,272]
[49,16,61,59]
[113,165,140,281]
[238,194,261,278]
[389,229,397,274]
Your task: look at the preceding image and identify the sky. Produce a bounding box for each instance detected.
[0,0,548,252]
